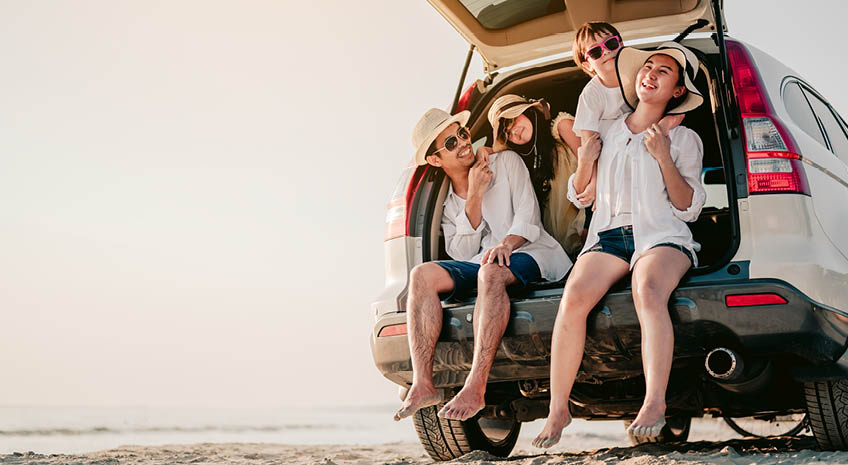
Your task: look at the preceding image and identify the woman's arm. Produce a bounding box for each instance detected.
[644,123,694,210]
[644,124,706,220]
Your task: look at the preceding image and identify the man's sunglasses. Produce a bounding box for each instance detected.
[432,126,470,155]
[584,35,622,61]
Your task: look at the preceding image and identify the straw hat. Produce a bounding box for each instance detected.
[615,42,704,115]
[487,95,550,151]
[411,108,470,165]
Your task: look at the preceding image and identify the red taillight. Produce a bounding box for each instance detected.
[726,40,810,196]
[377,323,408,337]
[725,293,788,307]
[455,82,477,113]
[385,164,427,241]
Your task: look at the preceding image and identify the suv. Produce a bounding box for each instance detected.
[371,0,848,460]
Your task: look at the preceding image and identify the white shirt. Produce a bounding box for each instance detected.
[567,117,706,268]
[572,75,630,137]
[442,151,572,282]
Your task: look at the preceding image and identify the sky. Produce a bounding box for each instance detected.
[0,1,845,409]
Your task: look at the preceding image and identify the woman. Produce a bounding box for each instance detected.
[533,42,706,447]
[483,95,592,258]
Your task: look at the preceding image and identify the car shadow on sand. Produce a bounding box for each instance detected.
[452,436,836,464]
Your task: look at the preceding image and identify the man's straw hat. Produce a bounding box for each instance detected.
[411,108,470,165]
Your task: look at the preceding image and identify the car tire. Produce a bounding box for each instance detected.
[804,380,848,450]
[624,414,691,445]
[412,403,520,461]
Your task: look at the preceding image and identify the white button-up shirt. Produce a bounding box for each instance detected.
[442,151,572,282]
[568,117,706,268]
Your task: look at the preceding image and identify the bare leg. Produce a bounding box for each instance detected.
[439,263,517,421]
[626,247,691,442]
[533,252,630,448]
[394,263,455,421]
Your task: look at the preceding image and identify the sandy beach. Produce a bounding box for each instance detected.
[4,436,848,465]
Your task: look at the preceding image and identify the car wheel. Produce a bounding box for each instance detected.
[723,414,807,437]
[624,414,691,445]
[412,403,520,461]
[805,380,848,450]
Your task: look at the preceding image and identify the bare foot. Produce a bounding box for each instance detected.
[437,387,485,421]
[532,408,572,448]
[393,384,442,421]
[626,402,666,443]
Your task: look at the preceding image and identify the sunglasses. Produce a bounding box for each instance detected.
[584,35,622,61]
[432,126,470,155]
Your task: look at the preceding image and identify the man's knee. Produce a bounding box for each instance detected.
[410,263,448,293]
[477,263,512,290]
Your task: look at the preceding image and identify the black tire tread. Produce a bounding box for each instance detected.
[411,402,519,461]
[413,405,467,460]
[804,380,848,450]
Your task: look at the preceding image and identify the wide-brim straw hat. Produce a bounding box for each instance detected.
[615,41,704,115]
[411,108,470,165]
[487,95,550,152]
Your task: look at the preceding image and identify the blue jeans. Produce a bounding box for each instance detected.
[586,226,695,266]
[433,252,541,301]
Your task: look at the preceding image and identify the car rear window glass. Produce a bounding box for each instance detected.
[782,82,826,147]
[804,88,848,164]
[459,0,565,30]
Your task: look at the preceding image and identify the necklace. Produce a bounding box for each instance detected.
[515,112,538,158]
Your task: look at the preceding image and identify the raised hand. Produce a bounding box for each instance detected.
[577,132,601,163]
[658,113,685,133]
[476,146,493,163]
[644,123,672,163]
[468,158,493,199]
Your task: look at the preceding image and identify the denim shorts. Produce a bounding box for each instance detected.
[433,252,541,301]
[585,225,695,267]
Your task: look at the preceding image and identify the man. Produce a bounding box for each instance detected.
[393,108,572,422]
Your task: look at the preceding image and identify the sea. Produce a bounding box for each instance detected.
[0,405,741,455]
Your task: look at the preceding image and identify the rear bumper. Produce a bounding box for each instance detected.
[371,276,848,389]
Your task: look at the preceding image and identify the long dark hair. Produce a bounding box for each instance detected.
[664,59,688,114]
[503,107,557,206]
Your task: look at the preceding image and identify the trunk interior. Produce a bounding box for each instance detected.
[421,39,735,292]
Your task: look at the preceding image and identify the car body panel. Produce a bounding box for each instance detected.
[372,276,848,394]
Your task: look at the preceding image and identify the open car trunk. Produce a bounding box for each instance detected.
[415,37,737,293]
[427,0,724,72]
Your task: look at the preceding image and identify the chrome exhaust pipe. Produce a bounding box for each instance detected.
[705,347,744,381]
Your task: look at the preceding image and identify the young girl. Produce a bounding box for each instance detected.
[484,95,585,257]
[571,22,683,205]
[533,42,706,448]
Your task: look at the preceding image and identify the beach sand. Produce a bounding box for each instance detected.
[3,436,847,464]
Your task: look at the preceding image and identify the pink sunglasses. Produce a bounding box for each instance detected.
[584,35,622,61]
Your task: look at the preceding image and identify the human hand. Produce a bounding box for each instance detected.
[476,146,493,163]
[644,123,671,163]
[576,174,596,204]
[577,132,601,163]
[658,114,685,133]
[468,158,493,198]
[482,243,513,266]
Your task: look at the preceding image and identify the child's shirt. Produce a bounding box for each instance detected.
[572,75,629,137]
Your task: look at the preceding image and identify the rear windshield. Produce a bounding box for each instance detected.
[459,0,565,30]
